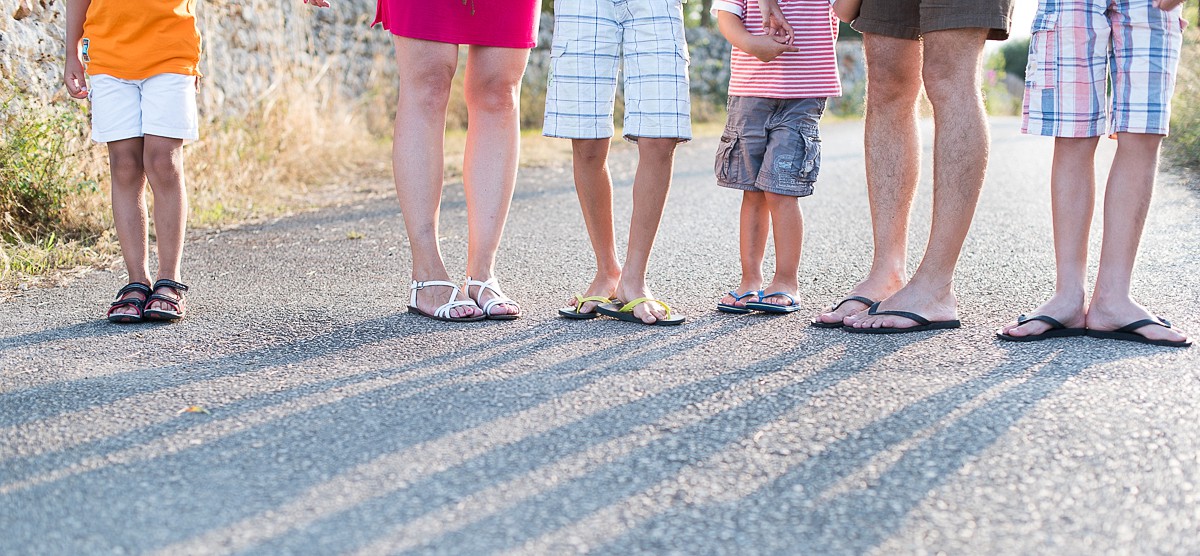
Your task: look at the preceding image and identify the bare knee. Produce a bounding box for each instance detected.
[636,137,678,161]
[573,139,610,169]
[401,61,456,113]
[864,36,922,108]
[108,148,145,187]
[464,73,520,115]
[142,143,183,188]
[921,32,987,107]
[922,63,982,107]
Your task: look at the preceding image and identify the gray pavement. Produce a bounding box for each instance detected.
[2,117,1199,555]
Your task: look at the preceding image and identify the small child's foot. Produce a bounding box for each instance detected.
[106,282,151,323]
[143,279,190,322]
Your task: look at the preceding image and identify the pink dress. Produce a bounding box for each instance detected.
[374,0,540,49]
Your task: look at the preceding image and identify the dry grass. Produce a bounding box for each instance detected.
[0,81,389,292]
[1166,5,1200,170]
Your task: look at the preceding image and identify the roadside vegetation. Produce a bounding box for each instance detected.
[1167,4,1200,170]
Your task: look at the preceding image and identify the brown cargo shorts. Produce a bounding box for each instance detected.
[852,0,1015,41]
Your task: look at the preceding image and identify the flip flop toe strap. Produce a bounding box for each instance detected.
[727,290,761,302]
[620,297,672,319]
[1115,317,1172,334]
[571,293,612,314]
[760,291,798,307]
[831,295,875,311]
[866,302,931,326]
[1016,314,1067,330]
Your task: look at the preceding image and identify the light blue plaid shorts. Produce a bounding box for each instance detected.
[543,0,692,142]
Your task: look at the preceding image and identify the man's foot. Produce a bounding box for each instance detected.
[1086,297,1190,345]
[997,293,1086,339]
[813,274,904,326]
[844,282,957,331]
[561,271,620,317]
[410,280,482,320]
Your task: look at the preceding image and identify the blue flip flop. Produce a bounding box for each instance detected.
[717,290,761,314]
[744,291,801,314]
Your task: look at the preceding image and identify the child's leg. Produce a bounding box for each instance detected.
[999,136,1097,337]
[461,44,530,316]
[760,192,802,305]
[1084,0,1185,341]
[107,137,151,316]
[1085,133,1187,342]
[392,36,479,319]
[719,191,768,308]
[615,137,677,324]
[564,138,622,313]
[141,135,186,280]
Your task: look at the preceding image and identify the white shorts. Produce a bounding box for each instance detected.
[543,0,692,142]
[89,73,200,143]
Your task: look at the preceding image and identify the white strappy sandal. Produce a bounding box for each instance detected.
[408,280,485,322]
[465,276,522,320]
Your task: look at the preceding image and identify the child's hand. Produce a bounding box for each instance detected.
[757,0,794,45]
[303,0,330,7]
[64,56,88,99]
[1152,0,1184,10]
[748,35,799,63]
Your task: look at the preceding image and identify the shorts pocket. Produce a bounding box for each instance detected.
[548,40,570,86]
[1025,12,1058,88]
[765,129,820,196]
[715,131,746,185]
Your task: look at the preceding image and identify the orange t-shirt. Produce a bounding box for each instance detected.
[82,0,202,80]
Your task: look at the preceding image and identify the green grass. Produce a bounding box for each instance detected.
[0,95,102,243]
[1166,5,1200,170]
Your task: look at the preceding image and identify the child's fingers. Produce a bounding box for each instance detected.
[64,73,88,98]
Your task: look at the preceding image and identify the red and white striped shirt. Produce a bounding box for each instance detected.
[713,0,842,99]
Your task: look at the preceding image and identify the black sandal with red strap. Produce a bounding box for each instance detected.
[143,279,189,322]
[107,282,152,324]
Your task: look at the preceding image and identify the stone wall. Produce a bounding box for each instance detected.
[0,0,396,115]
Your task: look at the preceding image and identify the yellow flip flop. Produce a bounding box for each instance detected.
[558,294,615,320]
[596,297,685,326]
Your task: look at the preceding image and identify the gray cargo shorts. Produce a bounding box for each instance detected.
[715,96,826,197]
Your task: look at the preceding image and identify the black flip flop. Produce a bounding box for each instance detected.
[596,298,685,326]
[996,314,1086,342]
[106,282,152,324]
[842,302,960,334]
[1087,317,1192,348]
[811,295,875,328]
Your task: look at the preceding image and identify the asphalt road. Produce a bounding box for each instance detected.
[2,118,1199,555]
